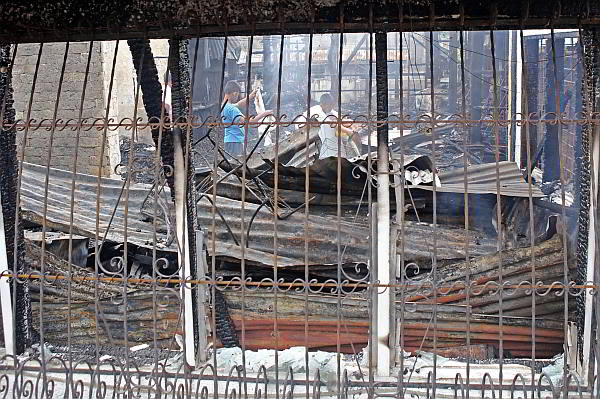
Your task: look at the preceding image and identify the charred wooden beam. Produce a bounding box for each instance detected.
[24,238,123,302]
[542,37,564,183]
[127,39,176,197]
[0,44,31,354]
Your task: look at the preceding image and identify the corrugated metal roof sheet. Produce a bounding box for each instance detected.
[20,162,498,269]
[416,161,545,198]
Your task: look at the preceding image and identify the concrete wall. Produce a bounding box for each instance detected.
[107,39,169,145]
[12,42,120,177]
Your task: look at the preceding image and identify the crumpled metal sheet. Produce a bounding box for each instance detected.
[20,162,497,268]
[427,161,546,198]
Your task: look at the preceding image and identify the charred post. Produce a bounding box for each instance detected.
[469,31,485,153]
[543,37,564,183]
[523,37,539,171]
[448,32,458,116]
[168,37,201,360]
[127,39,176,196]
[0,44,31,355]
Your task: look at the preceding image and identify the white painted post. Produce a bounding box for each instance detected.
[515,31,523,167]
[173,132,196,368]
[0,188,14,356]
[195,230,208,365]
[370,203,378,368]
[583,125,599,381]
[377,156,390,377]
[507,31,513,162]
[375,31,391,378]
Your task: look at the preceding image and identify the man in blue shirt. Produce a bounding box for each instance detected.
[221,81,273,156]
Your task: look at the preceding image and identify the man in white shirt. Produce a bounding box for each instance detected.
[305,93,361,159]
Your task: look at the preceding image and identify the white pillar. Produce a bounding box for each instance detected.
[583,126,599,380]
[0,188,15,356]
[173,132,196,368]
[515,31,523,167]
[377,158,390,377]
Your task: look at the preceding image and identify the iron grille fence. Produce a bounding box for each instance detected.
[0,4,600,399]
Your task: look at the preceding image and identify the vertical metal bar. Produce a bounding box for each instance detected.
[187,34,204,366]
[427,4,439,397]
[335,5,344,395]
[519,18,539,397]
[14,43,43,357]
[489,19,505,399]
[123,34,150,390]
[375,29,390,378]
[66,40,94,373]
[458,3,471,397]
[241,26,256,399]
[150,45,172,371]
[212,28,229,399]
[39,42,70,378]
[273,24,286,399]
[549,27,571,399]
[367,3,375,394]
[578,24,598,385]
[94,39,120,365]
[303,13,314,399]
[396,1,406,397]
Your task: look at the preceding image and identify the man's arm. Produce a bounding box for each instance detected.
[249,110,274,124]
[230,110,273,127]
[335,122,358,137]
[235,88,257,110]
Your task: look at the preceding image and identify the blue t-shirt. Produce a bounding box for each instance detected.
[222,103,245,143]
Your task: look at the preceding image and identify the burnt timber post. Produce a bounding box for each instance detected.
[0,44,31,355]
[448,32,458,116]
[543,38,564,183]
[375,31,391,377]
[523,38,539,170]
[168,38,201,367]
[469,31,485,156]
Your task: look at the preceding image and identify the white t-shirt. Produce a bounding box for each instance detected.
[304,105,346,159]
[164,84,172,120]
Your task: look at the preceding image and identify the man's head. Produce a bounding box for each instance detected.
[319,93,335,114]
[224,80,242,103]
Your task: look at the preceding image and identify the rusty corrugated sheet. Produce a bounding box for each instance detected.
[222,290,565,357]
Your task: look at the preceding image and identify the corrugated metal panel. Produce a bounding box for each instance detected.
[428,161,546,197]
[222,290,565,357]
[199,193,497,265]
[19,162,299,267]
[20,162,498,269]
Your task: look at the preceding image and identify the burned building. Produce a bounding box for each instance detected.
[1,1,600,398]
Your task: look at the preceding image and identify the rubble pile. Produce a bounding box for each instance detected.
[16,122,578,364]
